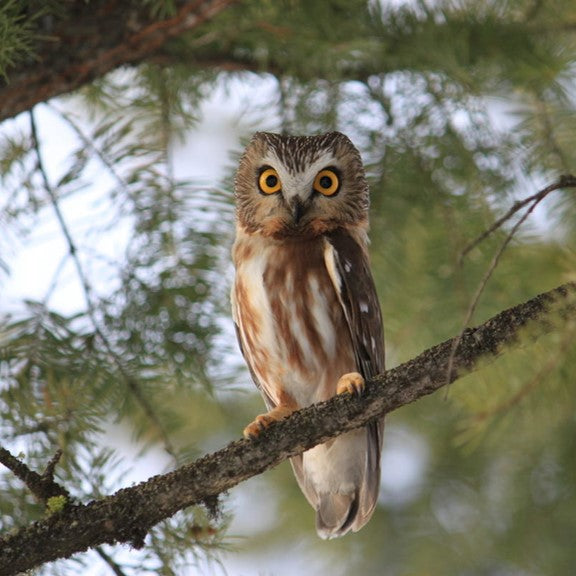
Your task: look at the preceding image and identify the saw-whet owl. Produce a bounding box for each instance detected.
[231,131,385,538]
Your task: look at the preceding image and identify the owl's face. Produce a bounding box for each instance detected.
[235,132,369,239]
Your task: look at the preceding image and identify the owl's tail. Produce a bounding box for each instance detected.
[291,419,383,539]
[316,491,359,538]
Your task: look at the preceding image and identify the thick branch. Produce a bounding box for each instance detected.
[0,282,574,575]
[0,0,236,123]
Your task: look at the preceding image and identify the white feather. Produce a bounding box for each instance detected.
[303,429,366,495]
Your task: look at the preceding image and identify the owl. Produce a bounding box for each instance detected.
[231,131,385,539]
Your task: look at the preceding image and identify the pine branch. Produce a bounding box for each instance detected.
[0,0,237,122]
[46,103,132,199]
[0,282,574,575]
[29,109,177,457]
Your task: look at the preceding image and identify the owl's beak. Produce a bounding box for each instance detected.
[291,198,305,224]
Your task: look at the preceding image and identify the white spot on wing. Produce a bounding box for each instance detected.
[359,301,369,313]
[323,241,342,293]
[344,260,352,273]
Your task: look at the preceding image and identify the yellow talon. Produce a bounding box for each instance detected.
[243,406,294,438]
[336,372,365,396]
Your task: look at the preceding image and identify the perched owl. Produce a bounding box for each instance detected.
[231,131,385,539]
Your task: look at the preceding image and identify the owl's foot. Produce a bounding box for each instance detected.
[337,372,365,396]
[243,405,295,439]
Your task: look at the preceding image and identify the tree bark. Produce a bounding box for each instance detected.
[0,0,236,123]
[0,281,574,576]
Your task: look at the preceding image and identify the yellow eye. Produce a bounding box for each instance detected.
[258,167,282,194]
[313,169,340,196]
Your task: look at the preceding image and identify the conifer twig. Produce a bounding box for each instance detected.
[471,317,576,423]
[0,0,238,123]
[29,109,176,457]
[47,103,132,199]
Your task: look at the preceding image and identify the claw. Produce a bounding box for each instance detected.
[243,406,294,438]
[336,372,365,396]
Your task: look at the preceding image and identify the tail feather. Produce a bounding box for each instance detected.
[316,492,358,539]
[290,420,384,539]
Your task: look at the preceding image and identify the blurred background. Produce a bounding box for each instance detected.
[1,1,576,574]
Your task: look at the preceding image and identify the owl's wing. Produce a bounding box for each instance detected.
[324,229,385,380]
[317,228,385,535]
[292,230,386,519]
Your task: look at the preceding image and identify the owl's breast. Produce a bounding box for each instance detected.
[232,231,356,409]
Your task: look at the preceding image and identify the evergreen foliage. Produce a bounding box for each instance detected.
[1,0,576,574]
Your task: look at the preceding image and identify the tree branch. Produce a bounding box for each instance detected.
[0,448,69,504]
[459,174,576,262]
[0,282,574,575]
[0,0,237,122]
[446,175,576,384]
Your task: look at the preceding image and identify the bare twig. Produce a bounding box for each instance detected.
[459,174,576,263]
[447,193,544,384]
[95,547,129,576]
[447,175,576,385]
[29,110,95,310]
[43,449,64,483]
[0,447,69,503]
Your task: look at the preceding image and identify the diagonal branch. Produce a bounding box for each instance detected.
[0,0,238,122]
[0,282,574,575]
[446,185,555,384]
[458,174,576,262]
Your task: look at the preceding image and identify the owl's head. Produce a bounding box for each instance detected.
[235,132,369,239]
